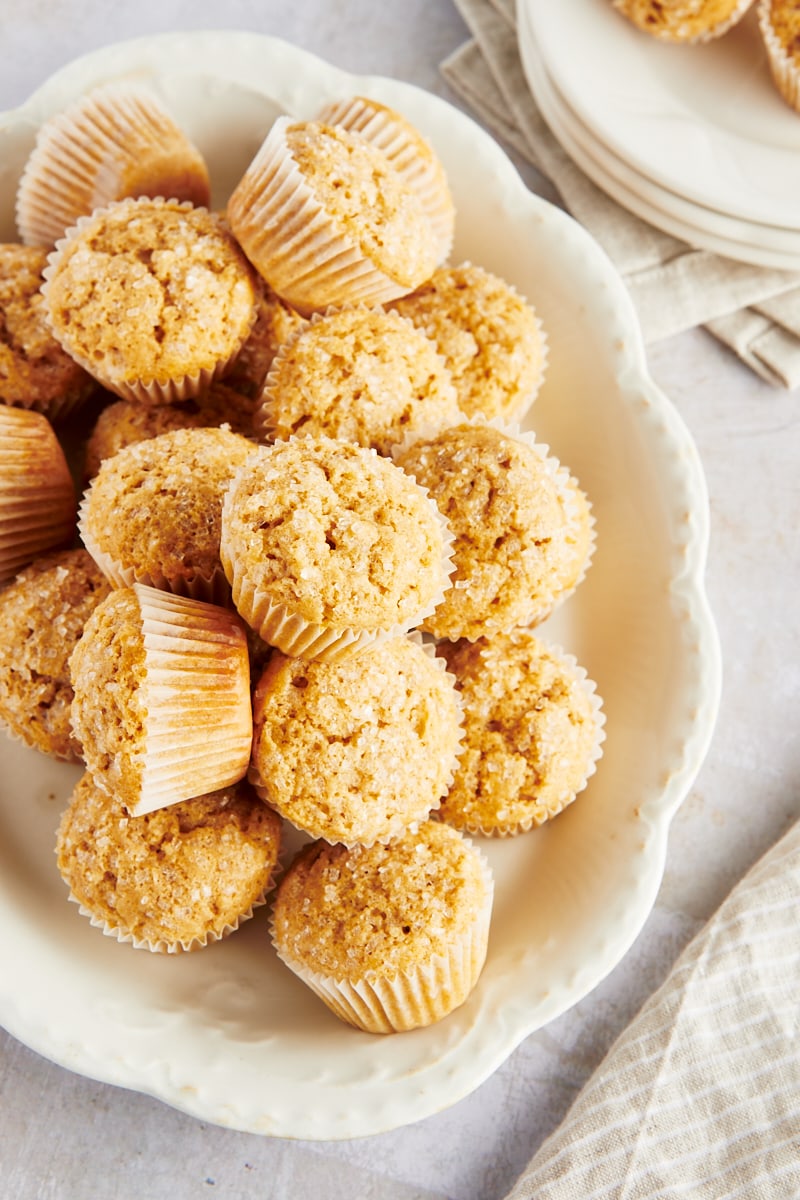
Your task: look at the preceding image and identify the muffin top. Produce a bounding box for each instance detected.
[388,263,546,422]
[79,424,254,593]
[0,243,94,415]
[272,820,492,979]
[250,636,463,846]
[43,198,257,394]
[394,422,590,639]
[221,436,452,630]
[259,306,460,455]
[0,548,112,761]
[612,0,750,40]
[438,632,604,834]
[56,773,282,950]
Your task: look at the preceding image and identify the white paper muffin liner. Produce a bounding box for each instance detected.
[227,115,433,316]
[315,95,455,264]
[15,83,210,247]
[612,0,754,41]
[758,1,800,111]
[41,196,258,406]
[439,638,606,838]
[270,838,494,1033]
[220,440,456,663]
[0,408,76,585]
[247,630,466,848]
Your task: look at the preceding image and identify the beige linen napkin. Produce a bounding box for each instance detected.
[442,0,800,388]
[503,815,800,1198]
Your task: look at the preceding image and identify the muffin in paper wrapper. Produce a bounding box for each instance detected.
[612,0,754,42]
[16,83,210,247]
[0,407,76,585]
[758,0,800,113]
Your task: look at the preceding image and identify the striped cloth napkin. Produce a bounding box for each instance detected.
[442,0,800,388]
[504,817,800,1199]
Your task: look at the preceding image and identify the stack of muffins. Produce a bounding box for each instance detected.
[0,84,604,1033]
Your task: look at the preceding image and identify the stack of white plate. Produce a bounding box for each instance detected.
[518,0,800,270]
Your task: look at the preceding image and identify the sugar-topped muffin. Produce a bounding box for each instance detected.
[249,635,463,846]
[258,306,461,454]
[393,421,593,640]
[613,0,754,41]
[271,821,493,1032]
[43,197,257,405]
[57,773,281,953]
[1,243,95,421]
[227,117,439,315]
[0,548,112,761]
[387,263,547,422]
[437,632,605,836]
[220,436,453,661]
[79,424,254,602]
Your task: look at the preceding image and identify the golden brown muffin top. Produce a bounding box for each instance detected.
[612,0,750,41]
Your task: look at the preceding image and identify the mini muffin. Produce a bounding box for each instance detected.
[43,197,257,405]
[271,821,493,1033]
[56,773,281,953]
[0,548,112,760]
[0,243,95,420]
[220,436,453,662]
[0,406,76,585]
[612,0,754,41]
[82,383,257,481]
[387,263,547,423]
[758,0,800,111]
[316,95,455,264]
[227,117,440,315]
[249,635,463,847]
[393,422,593,640]
[223,276,307,398]
[69,584,252,817]
[16,84,210,247]
[437,632,605,836]
[258,306,461,455]
[79,425,254,603]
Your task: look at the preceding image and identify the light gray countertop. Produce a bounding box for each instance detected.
[1,3,798,1198]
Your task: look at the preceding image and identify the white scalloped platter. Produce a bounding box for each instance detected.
[0,33,721,1140]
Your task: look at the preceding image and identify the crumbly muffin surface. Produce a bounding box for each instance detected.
[272,821,490,978]
[260,306,460,454]
[251,637,462,845]
[222,437,450,629]
[0,549,112,760]
[0,244,93,414]
[612,0,749,39]
[388,263,545,421]
[57,774,281,948]
[438,632,603,833]
[764,0,800,58]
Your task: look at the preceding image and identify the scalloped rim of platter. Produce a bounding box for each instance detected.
[0,32,721,1141]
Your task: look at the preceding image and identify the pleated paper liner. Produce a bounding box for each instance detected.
[758,0,800,113]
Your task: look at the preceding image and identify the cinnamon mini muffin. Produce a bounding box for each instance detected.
[220,436,453,661]
[759,0,800,112]
[613,0,754,41]
[0,244,95,420]
[16,84,210,247]
[258,306,461,454]
[69,584,252,817]
[57,774,281,953]
[387,263,547,422]
[227,117,440,315]
[0,548,112,761]
[393,422,593,640]
[249,635,463,846]
[43,197,257,404]
[437,632,605,836]
[271,821,493,1033]
[79,424,254,603]
[0,406,76,585]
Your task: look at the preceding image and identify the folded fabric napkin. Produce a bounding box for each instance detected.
[504,815,800,1199]
[442,0,800,388]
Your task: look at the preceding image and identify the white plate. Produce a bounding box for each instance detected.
[518,6,800,272]
[523,0,800,230]
[0,32,721,1140]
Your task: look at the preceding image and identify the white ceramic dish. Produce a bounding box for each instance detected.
[0,32,721,1140]
[523,0,800,230]
[517,6,800,272]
